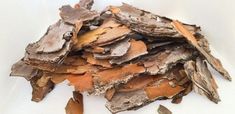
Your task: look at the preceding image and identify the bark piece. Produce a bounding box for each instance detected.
[145,79,184,100]
[172,20,231,81]
[147,41,174,50]
[93,63,145,94]
[196,33,211,53]
[105,88,116,101]
[50,73,67,84]
[73,19,130,50]
[60,5,99,25]
[30,72,55,102]
[108,3,200,38]
[35,21,72,53]
[106,66,185,113]
[73,27,107,50]
[158,105,172,114]
[77,0,94,10]
[184,57,220,103]
[106,80,183,113]
[171,82,192,104]
[93,38,131,59]
[65,91,83,114]
[92,26,131,46]
[67,73,94,92]
[106,90,148,113]
[24,20,74,71]
[110,39,148,64]
[51,56,99,75]
[142,45,194,75]
[63,56,87,66]
[83,52,112,68]
[117,75,160,92]
[10,60,39,80]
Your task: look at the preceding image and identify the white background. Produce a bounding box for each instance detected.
[0,0,235,114]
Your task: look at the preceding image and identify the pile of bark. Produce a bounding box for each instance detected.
[10,0,231,114]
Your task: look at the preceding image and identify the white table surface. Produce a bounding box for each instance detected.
[0,0,235,114]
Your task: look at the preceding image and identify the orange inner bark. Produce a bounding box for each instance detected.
[145,79,184,100]
[67,73,93,92]
[95,63,145,84]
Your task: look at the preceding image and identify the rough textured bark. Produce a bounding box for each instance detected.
[93,63,145,95]
[107,3,200,38]
[24,20,74,71]
[30,72,55,102]
[172,20,231,81]
[106,66,186,113]
[77,0,94,10]
[73,19,130,50]
[10,59,39,80]
[142,45,195,75]
[110,39,148,64]
[93,38,131,59]
[184,58,220,103]
[60,5,99,25]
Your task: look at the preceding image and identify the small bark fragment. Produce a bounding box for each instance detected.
[184,57,220,103]
[77,0,94,10]
[158,105,172,114]
[49,73,67,84]
[145,79,184,100]
[92,25,131,46]
[30,72,55,102]
[65,91,83,114]
[60,5,99,25]
[105,88,116,101]
[172,20,231,81]
[24,20,74,71]
[10,59,39,80]
[106,90,148,113]
[93,38,131,59]
[110,39,148,64]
